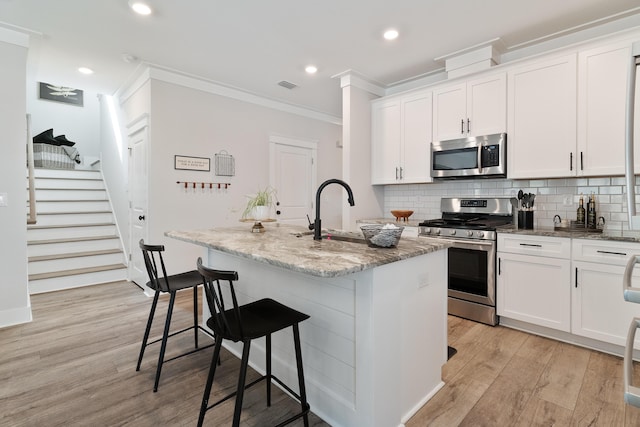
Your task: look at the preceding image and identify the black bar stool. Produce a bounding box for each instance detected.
[196,257,310,427]
[136,240,215,392]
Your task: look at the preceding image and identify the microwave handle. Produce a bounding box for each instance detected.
[477,145,483,172]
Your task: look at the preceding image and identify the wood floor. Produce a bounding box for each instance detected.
[0,281,326,427]
[408,315,640,427]
[3,281,640,426]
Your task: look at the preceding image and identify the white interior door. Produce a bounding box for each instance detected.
[269,136,316,227]
[128,117,149,290]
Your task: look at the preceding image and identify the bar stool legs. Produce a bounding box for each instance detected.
[196,327,310,427]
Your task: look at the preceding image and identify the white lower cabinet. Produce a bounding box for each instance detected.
[497,234,571,332]
[572,239,640,349]
[498,234,640,350]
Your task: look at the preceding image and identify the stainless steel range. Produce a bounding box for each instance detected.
[418,197,513,326]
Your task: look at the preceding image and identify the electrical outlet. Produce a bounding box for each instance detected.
[562,194,573,207]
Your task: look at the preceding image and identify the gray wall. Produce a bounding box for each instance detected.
[114,74,343,274]
[0,29,30,328]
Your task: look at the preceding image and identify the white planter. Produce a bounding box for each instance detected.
[253,205,269,220]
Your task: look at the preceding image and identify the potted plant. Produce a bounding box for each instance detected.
[242,187,276,220]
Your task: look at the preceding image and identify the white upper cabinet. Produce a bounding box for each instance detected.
[577,41,640,176]
[508,54,578,179]
[371,98,401,184]
[433,72,506,142]
[371,90,432,185]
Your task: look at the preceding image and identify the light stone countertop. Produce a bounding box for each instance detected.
[498,225,640,243]
[165,223,450,278]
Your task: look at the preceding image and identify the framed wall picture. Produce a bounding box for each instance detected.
[174,155,210,171]
[38,82,84,106]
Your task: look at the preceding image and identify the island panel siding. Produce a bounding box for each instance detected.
[206,249,359,408]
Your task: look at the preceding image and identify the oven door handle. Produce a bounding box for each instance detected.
[437,237,495,251]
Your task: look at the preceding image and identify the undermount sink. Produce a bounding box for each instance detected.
[320,234,366,244]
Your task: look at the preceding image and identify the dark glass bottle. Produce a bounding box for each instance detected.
[576,196,585,225]
[587,193,596,229]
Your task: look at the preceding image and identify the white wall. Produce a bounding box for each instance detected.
[117,74,342,273]
[0,29,31,328]
[27,83,101,160]
[342,82,385,230]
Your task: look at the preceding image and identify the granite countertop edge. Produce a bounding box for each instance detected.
[166,224,450,278]
[498,226,640,243]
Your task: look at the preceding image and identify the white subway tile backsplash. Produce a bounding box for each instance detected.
[383,176,640,237]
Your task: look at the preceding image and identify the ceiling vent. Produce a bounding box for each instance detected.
[435,38,506,79]
[277,80,298,89]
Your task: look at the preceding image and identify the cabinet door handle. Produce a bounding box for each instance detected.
[580,151,584,171]
[498,258,501,275]
[399,167,403,180]
[597,250,628,256]
[570,152,573,171]
[519,243,542,247]
[395,167,399,180]
[461,119,464,134]
[467,118,470,134]
[575,267,578,288]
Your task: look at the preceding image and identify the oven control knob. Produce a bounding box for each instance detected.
[424,227,431,235]
[434,228,441,236]
[467,230,474,237]
[449,229,456,236]
[478,231,485,238]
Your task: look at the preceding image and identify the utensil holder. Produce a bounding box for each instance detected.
[518,211,534,230]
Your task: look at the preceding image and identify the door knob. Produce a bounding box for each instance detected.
[138,215,145,221]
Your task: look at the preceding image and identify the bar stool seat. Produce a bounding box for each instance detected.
[136,240,215,392]
[196,257,310,427]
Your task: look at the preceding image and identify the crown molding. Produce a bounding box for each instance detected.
[332,69,386,96]
[117,63,342,125]
[0,25,29,48]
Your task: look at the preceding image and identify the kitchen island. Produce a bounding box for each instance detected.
[166,224,449,427]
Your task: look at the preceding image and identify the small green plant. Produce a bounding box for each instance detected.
[242,187,276,219]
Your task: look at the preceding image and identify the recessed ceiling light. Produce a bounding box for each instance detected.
[305,65,318,74]
[383,29,399,40]
[129,1,152,15]
[78,67,94,75]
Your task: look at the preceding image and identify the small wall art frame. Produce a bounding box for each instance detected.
[38,82,84,106]
[174,155,210,171]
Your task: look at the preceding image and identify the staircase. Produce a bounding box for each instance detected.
[27,168,127,294]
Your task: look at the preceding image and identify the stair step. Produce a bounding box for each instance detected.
[28,178,105,190]
[34,189,108,201]
[27,224,117,241]
[30,212,114,227]
[29,263,127,281]
[30,200,112,213]
[31,168,102,180]
[28,222,115,230]
[29,248,122,262]
[28,234,119,245]
[28,266,128,295]
[28,251,125,275]
[27,236,122,257]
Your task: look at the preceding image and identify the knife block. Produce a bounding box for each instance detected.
[518,211,534,230]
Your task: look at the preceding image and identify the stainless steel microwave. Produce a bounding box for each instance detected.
[430,133,506,180]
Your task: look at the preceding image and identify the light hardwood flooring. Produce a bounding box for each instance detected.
[0,281,326,427]
[408,315,640,427]
[4,281,640,426]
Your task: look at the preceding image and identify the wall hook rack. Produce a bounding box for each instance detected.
[176,181,231,190]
